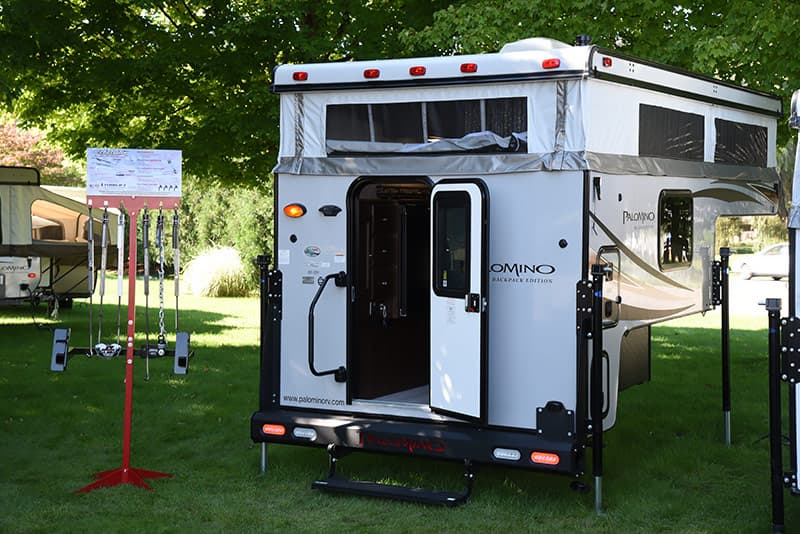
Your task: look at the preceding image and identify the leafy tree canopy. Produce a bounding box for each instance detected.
[399,0,800,144]
[0,0,446,184]
[1,0,799,183]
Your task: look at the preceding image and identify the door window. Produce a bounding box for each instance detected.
[433,191,470,297]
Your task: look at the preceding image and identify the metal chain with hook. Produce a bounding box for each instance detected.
[156,207,167,356]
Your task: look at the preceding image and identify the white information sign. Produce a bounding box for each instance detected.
[87,148,182,197]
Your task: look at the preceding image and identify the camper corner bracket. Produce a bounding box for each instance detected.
[536,401,575,439]
[780,317,800,384]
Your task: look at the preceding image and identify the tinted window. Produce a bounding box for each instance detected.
[714,118,768,167]
[639,104,704,161]
[427,100,482,140]
[326,104,371,141]
[659,191,693,270]
[326,97,527,154]
[433,191,470,297]
[373,102,423,143]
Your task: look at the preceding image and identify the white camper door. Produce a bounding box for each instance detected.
[429,180,488,422]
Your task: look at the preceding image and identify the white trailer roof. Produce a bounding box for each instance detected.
[273,38,781,117]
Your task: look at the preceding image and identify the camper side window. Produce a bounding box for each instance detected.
[658,191,693,270]
[31,200,67,241]
[639,104,704,161]
[714,118,768,167]
[326,97,527,155]
[433,192,470,297]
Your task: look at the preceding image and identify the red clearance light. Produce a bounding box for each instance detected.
[293,71,308,81]
[542,58,561,69]
[262,424,286,436]
[283,203,307,218]
[602,57,613,68]
[363,68,380,79]
[460,63,478,73]
[530,451,560,465]
[409,66,426,76]
[27,272,37,278]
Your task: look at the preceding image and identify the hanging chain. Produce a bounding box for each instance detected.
[156,207,166,343]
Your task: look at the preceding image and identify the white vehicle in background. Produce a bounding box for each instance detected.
[734,242,789,280]
[0,165,118,306]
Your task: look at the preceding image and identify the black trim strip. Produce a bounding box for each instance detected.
[272,70,586,93]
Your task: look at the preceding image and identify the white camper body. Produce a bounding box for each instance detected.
[252,38,781,496]
[0,166,118,305]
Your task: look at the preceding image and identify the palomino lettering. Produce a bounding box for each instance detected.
[622,210,656,224]
[489,263,556,276]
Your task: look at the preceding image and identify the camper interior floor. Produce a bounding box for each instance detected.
[372,385,428,404]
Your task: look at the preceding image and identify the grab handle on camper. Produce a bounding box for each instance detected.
[308,271,348,383]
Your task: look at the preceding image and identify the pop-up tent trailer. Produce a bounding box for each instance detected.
[0,166,117,305]
[250,36,782,507]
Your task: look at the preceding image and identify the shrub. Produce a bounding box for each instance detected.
[179,177,273,284]
[183,246,251,297]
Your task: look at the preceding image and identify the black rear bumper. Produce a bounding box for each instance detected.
[251,407,583,476]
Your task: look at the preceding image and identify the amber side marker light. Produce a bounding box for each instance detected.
[262,424,286,436]
[283,203,307,218]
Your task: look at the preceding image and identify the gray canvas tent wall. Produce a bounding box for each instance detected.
[0,166,117,303]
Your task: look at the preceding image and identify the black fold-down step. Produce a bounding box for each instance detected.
[312,475,472,507]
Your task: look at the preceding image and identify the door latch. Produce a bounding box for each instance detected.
[465,293,481,313]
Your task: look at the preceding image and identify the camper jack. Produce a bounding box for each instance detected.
[251,35,783,507]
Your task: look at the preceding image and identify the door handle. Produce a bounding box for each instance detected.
[465,293,481,313]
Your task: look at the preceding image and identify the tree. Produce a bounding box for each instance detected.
[400,0,800,145]
[0,115,83,185]
[0,0,448,184]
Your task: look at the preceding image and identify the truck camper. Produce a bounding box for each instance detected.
[0,166,117,306]
[251,36,782,506]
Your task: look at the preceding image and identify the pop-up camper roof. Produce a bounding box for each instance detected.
[272,38,782,181]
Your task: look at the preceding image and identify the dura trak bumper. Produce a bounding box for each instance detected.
[251,408,582,476]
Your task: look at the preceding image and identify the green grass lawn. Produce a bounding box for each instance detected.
[1,284,798,532]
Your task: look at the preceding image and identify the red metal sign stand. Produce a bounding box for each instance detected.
[75,195,179,493]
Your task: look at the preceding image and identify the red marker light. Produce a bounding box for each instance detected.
[409,66,426,76]
[293,71,308,81]
[363,69,380,79]
[460,63,478,73]
[542,58,561,69]
[27,273,37,278]
[602,57,613,68]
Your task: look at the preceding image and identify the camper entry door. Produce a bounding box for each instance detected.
[429,180,488,422]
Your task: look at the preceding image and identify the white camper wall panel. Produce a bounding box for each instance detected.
[584,80,777,165]
[483,171,584,429]
[277,175,351,410]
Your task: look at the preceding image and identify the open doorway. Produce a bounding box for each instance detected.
[348,178,431,404]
